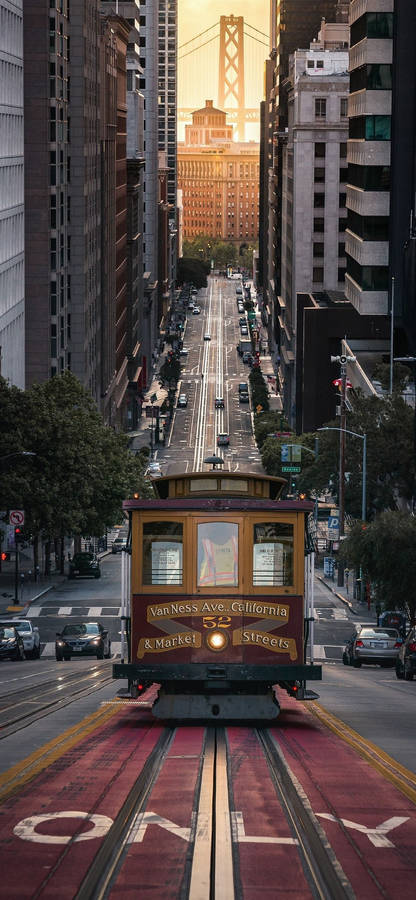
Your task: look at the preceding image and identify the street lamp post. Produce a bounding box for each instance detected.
[318,427,367,593]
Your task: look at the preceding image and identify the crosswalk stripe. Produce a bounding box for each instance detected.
[41,641,121,658]
[88,607,103,617]
[58,607,72,616]
[26,607,41,618]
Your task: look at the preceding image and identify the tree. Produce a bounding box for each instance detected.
[177,256,209,288]
[275,393,415,519]
[341,513,416,623]
[0,373,152,570]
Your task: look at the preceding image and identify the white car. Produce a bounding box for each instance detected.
[203,333,211,341]
[0,618,40,658]
[145,461,162,478]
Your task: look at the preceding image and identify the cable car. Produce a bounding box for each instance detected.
[113,471,321,719]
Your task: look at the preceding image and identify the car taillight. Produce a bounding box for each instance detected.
[394,641,403,648]
[355,640,364,647]
[408,642,416,652]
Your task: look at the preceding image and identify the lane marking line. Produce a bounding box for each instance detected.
[0,701,122,801]
[309,703,416,805]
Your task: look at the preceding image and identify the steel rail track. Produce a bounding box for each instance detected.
[257,729,354,900]
[69,724,355,900]
[0,670,114,739]
[75,728,174,900]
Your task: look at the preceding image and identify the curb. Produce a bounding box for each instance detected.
[316,574,355,612]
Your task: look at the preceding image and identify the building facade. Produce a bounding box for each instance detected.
[345,0,393,316]
[178,100,259,244]
[0,0,24,388]
[279,27,349,425]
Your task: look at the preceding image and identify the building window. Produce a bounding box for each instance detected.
[348,164,390,191]
[315,98,327,119]
[314,193,325,208]
[348,210,389,241]
[338,268,346,282]
[340,143,347,159]
[340,98,348,118]
[317,60,324,69]
[313,267,324,283]
[351,12,393,46]
[307,60,314,68]
[346,256,389,291]
[314,167,325,183]
[315,142,326,158]
[313,242,324,258]
[350,64,392,93]
[314,218,324,233]
[349,116,391,141]
[339,218,346,232]
[338,243,345,258]
[339,192,346,208]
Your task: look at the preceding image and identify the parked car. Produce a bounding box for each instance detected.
[69,552,101,580]
[239,317,246,326]
[215,396,225,409]
[179,348,189,357]
[239,391,249,403]
[203,333,211,341]
[395,627,416,680]
[217,433,230,446]
[379,610,407,639]
[177,393,188,408]
[0,625,25,661]
[187,301,195,310]
[342,625,402,668]
[145,461,162,478]
[237,304,245,314]
[192,306,201,315]
[55,622,111,661]
[240,326,249,336]
[191,287,198,295]
[242,351,253,364]
[0,618,40,658]
[112,537,127,554]
[238,382,249,394]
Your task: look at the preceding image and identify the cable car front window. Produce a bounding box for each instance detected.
[197,522,239,587]
[253,523,294,586]
[143,522,183,585]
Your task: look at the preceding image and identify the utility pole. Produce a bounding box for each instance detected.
[330,351,356,586]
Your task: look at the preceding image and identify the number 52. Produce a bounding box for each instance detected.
[203,616,231,629]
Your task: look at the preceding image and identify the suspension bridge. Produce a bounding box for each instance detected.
[178,15,269,142]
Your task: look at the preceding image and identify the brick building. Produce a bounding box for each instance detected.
[178,100,259,244]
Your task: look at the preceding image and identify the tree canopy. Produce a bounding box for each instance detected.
[341,513,416,623]
[0,372,152,543]
[260,392,415,517]
[176,257,209,289]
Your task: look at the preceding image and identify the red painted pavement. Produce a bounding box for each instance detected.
[271,692,416,899]
[0,693,164,899]
[228,726,314,899]
[109,726,205,899]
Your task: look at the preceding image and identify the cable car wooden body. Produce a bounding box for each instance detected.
[113,471,321,719]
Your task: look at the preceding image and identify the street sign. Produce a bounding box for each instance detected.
[9,510,24,527]
[328,514,339,540]
[256,404,263,413]
[281,444,289,462]
[281,465,301,473]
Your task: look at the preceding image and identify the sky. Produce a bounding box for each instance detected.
[178,1,270,140]
[178,1,270,47]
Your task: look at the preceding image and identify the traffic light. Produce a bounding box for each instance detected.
[1,551,10,562]
[291,479,297,492]
[14,526,23,543]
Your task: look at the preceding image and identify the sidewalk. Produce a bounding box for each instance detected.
[0,548,112,616]
[127,344,176,454]
[315,563,377,621]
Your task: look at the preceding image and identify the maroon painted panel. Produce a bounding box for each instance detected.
[132,593,304,667]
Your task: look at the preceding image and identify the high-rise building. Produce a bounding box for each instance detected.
[0,0,24,387]
[279,24,349,424]
[158,0,177,214]
[24,0,72,388]
[260,0,340,344]
[178,101,260,244]
[345,0,393,316]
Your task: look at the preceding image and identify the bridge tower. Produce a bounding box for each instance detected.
[218,15,245,141]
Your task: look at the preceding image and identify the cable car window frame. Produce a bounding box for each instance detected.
[248,513,302,595]
[134,514,191,594]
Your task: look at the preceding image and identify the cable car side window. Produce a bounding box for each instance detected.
[197,522,238,587]
[142,522,183,585]
[253,523,294,586]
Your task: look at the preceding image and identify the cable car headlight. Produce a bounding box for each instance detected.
[206,630,228,652]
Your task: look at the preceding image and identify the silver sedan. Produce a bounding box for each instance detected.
[343,626,402,668]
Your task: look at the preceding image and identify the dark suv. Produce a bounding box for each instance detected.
[56,622,111,660]
[69,552,100,579]
[395,627,416,680]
